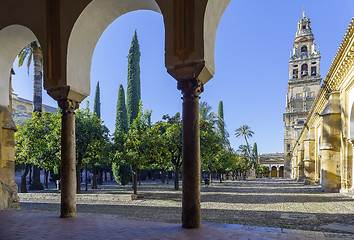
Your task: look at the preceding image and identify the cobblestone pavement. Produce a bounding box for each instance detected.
[9,178,354,238]
[0,210,353,240]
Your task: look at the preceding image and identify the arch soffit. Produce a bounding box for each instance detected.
[66,0,161,103]
[0,25,37,111]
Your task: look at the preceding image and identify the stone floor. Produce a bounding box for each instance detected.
[2,178,354,239]
[0,210,353,240]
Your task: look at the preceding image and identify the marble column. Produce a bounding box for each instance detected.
[178,78,203,229]
[58,99,79,218]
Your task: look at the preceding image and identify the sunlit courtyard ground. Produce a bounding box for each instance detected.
[18,178,354,234]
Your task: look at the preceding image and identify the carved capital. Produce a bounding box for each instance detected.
[58,99,79,114]
[177,78,204,99]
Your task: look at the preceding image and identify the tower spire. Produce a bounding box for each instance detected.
[303,9,305,18]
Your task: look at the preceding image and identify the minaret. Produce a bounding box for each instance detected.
[283,11,322,178]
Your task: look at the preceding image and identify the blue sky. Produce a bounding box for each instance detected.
[11,0,354,154]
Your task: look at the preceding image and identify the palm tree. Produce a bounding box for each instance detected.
[18,40,44,190]
[199,101,218,125]
[235,125,254,147]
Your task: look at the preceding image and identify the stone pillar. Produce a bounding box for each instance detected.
[0,70,20,210]
[178,78,203,229]
[58,99,79,218]
[297,145,304,182]
[320,92,341,192]
[303,128,316,184]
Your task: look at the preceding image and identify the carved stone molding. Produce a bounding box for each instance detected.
[177,78,204,99]
[58,99,79,114]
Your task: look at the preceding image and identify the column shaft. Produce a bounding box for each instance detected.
[178,78,202,229]
[59,99,78,218]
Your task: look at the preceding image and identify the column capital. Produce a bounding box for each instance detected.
[58,99,79,114]
[177,78,204,99]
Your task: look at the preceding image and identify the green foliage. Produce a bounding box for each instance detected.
[18,41,41,74]
[15,111,61,170]
[256,165,270,175]
[115,84,128,134]
[199,101,218,125]
[112,162,131,185]
[200,120,222,173]
[114,102,152,168]
[76,103,109,168]
[235,125,254,147]
[126,30,141,126]
[94,81,101,118]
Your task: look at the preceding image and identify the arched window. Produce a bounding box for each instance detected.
[311,66,316,76]
[301,64,308,76]
[301,46,307,56]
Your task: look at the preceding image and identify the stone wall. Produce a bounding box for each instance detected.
[0,111,20,209]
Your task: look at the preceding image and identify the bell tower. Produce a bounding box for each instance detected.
[283,10,322,178]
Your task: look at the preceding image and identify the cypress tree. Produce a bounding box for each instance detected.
[92,81,101,189]
[94,81,101,118]
[126,30,141,126]
[217,101,226,145]
[113,84,130,186]
[115,84,128,133]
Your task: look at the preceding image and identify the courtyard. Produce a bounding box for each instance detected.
[2,178,352,239]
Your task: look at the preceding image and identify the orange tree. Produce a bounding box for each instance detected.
[75,104,110,192]
[200,120,221,183]
[15,111,61,192]
[115,103,153,194]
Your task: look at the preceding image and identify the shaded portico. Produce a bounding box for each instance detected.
[0,0,230,229]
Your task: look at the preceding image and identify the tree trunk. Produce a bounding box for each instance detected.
[174,167,180,190]
[161,169,166,184]
[104,170,107,182]
[219,173,223,183]
[208,166,212,183]
[98,168,103,185]
[21,164,30,193]
[44,169,49,188]
[132,165,138,195]
[76,157,82,194]
[29,166,32,185]
[92,165,97,189]
[85,164,88,191]
[29,165,44,190]
[32,47,43,113]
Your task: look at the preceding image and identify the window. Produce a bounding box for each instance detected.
[293,69,298,79]
[298,121,304,125]
[311,66,316,76]
[301,46,307,53]
[301,64,308,76]
[16,106,25,111]
[287,144,290,151]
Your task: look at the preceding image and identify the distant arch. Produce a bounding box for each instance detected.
[301,45,307,54]
[66,0,162,100]
[0,25,38,111]
[271,166,277,178]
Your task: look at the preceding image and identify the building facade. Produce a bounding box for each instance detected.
[259,153,284,178]
[290,18,354,193]
[284,11,322,178]
[12,92,57,125]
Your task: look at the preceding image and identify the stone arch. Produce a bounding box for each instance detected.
[348,100,354,140]
[66,0,162,102]
[279,166,284,178]
[0,25,38,111]
[271,166,277,178]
